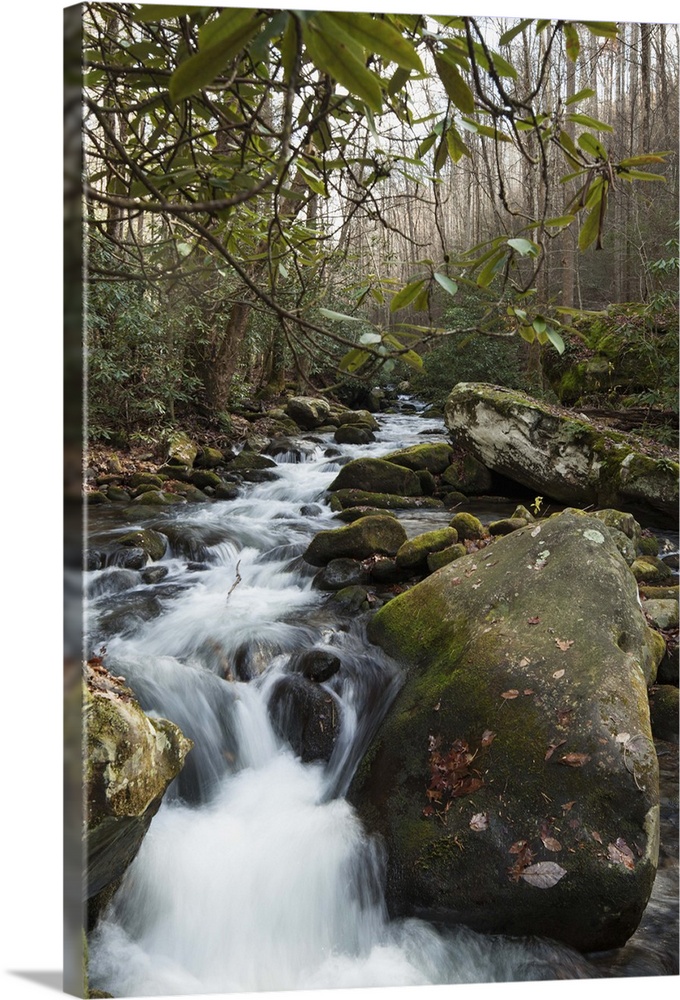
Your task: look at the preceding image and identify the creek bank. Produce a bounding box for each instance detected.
[348,512,664,952]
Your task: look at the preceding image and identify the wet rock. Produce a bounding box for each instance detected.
[336,410,379,430]
[215,484,239,500]
[86,491,108,505]
[368,555,403,583]
[351,513,663,952]
[105,486,132,503]
[334,425,375,445]
[304,515,407,567]
[127,472,165,489]
[329,458,423,497]
[190,469,224,490]
[229,452,277,472]
[313,558,369,591]
[289,649,342,683]
[300,504,322,517]
[632,557,674,584]
[131,490,186,506]
[267,674,340,762]
[330,585,372,613]
[336,506,399,523]
[141,565,169,585]
[117,528,167,562]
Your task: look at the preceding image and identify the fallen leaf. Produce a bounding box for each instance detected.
[545,738,566,760]
[472,582,481,589]
[591,830,603,844]
[501,689,519,700]
[519,656,531,667]
[520,861,567,888]
[422,805,435,817]
[481,729,496,747]
[433,701,441,711]
[608,840,635,870]
[559,752,591,767]
[527,616,541,625]
[561,800,576,812]
[523,689,535,696]
[470,812,489,832]
[552,669,565,679]
[452,577,462,585]
[509,840,529,854]
[557,709,573,726]
[555,638,574,651]
[541,836,563,852]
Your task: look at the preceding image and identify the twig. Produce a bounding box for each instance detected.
[226,560,242,602]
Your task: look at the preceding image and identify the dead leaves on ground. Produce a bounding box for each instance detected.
[423,736,484,820]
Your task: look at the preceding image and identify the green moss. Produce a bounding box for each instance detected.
[332,489,445,510]
[383,443,454,475]
[449,512,485,539]
[396,528,459,572]
[427,543,467,572]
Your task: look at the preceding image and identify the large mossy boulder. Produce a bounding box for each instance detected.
[84,661,192,920]
[329,457,423,497]
[383,443,454,475]
[115,528,167,563]
[349,513,662,952]
[165,430,198,468]
[445,383,678,522]
[303,514,407,566]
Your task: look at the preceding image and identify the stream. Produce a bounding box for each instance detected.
[85,404,678,995]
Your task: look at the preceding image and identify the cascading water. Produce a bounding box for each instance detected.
[86,407,677,995]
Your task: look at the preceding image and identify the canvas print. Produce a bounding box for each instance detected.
[72,3,679,996]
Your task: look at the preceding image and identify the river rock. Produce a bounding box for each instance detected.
[331,490,444,511]
[334,425,375,445]
[304,515,407,566]
[449,512,485,540]
[441,454,493,494]
[116,528,167,562]
[632,557,674,584]
[383,443,454,475]
[643,600,679,631]
[127,472,165,489]
[336,410,379,430]
[190,469,224,490]
[131,490,185,506]
[426,543,467,572]
[488,517,528,536]
[336,506,399,523]
[286,396,331,430]
[267,674,340,762]
[165,430,198,468]
[194,446,225,468]
[329,458,423,497]
[349,513,663,952]
[648,685,679,742]
[84,661,192,921]
[395,528,460,574]
[289,649,342,683]
[445,383,679,521]
[313,558,369,591]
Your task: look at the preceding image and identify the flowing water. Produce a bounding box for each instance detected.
[86,405,678,996]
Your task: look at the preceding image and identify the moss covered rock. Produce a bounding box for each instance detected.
[349,513,661,952]
[334,425,375,445]
[165,430,197,468]
[648,685,679,742]
[84,661,191,912]
[304,515,407,567]
[396,528,460,574]
[331,489,444,511]
[488,517,528,536]
[383,443,454,475]
[449,512,485,540]
[427,543,467,572]
[329,457,423,497]
[128,472,164,489]
[336,506,399,523]
[631,556,674,584]
[336,409,379,430]
[642,599,679,631]
[441,454,493,494]
[131,490,186,506]
[190,469,224,490]
[445,383,678,522]
[194,446,225,468]
[116,528,167,562]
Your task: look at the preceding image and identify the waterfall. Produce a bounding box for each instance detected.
[86,407,668,995]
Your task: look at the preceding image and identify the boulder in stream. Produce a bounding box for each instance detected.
[350,512,664,952]
[84,660,192,924]
[304,514,407,566]
[329,457,423,497]
[286,396,331,430]
[445,383,679,522]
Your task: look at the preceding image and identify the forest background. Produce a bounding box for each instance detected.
[0,3,677,1000]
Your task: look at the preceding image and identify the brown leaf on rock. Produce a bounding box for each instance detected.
[545,738,566,760]
[481,729,496,747]
[552,669,565,679]
[501,689,519,700]
[608,838,635,870]
[508,840,535,880]
[555,638,574,651]
[519,657,531,668]
[557,709,573,726]
[559,752,591,767]
[541,836,563,852]
[520,861,567,888]
[561,800,576,813]
[527,616,541,625]
[523,689,535,696]
[591,830,603,844]
[509,839,529,854]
